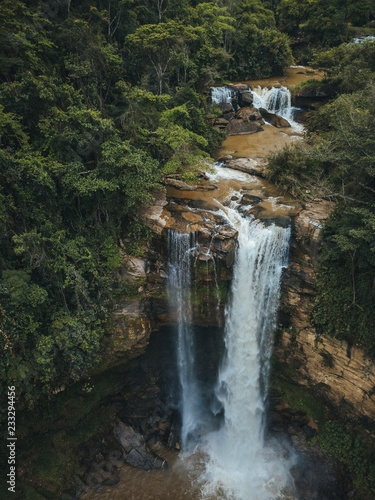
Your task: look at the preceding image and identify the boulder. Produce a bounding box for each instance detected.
[225,157,267,178]
[226,120,263,135]
[162,178,197,191]
[259,108,291,128]
[238,91,253,107]
[229,83,250,91]
[218,102,233,113]
[235,106,263,121]
[114,421,167,471]
[259,216,292,228]
[226,109,263,135]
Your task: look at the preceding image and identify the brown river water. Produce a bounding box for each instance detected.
[82,66,316,500]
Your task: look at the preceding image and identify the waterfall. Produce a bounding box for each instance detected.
[252,85,301,131]
[168,230,202,447]
[198,190,294,499]
[211,84,302,131]
[211,86,234,105]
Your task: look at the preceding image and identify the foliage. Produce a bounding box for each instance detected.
[269,67,375,352]
[318,421,375,496]
[310,40,375,93]
[275,0,375,62]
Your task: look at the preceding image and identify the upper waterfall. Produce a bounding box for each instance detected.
[251,85,302,131]
[211,86,234,105]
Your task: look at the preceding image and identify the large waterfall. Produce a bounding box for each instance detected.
[200,208,294,499]
[169,165,295,498]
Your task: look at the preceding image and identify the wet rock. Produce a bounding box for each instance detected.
[218,102,233,113]
[225,157,267,177]
[259,108,291,127]
[260,216,292,228]
[187,200,220,211]
[225,106,264,135]
[238,91,253,107]
[226,119,263,136]
[229,83,250,91]
[114,420,167,471]
[240,194,263,206]
[235,106,263,121]
[196,184,218,191]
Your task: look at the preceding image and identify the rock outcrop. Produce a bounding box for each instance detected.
[224,157,267,177]
[259,107,291,128]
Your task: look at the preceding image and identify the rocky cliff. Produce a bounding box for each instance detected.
[275,198,375,421]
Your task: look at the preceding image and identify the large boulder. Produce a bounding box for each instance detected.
[235,106,263,121]
[259,108,291,128]
[218,102,233,114]
[226,107,264,136]
[225,157,267,178]
[238,91,253,107]
[226,120,263,135]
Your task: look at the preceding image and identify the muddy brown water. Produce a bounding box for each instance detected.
[82,67,315,500]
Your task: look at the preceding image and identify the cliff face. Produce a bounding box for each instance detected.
[275,198,375,421]
[108,183,375,423]
[103,186,236,372]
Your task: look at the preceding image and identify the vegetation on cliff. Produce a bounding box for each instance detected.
[269,41,375,355]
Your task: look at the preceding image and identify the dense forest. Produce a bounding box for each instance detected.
[1,0,375,412]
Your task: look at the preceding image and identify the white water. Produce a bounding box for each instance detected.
[211,86,234,105]
[168,230,203,447]
[169,164,296,498]
[197,164,295,499]
[352,35,375,44]
[211,85,302,132]
[251,86,303,132]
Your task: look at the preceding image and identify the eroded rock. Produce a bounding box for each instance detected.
[259,107,291,127]
[114,421,167,471]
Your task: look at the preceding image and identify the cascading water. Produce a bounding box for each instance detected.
[168,230,203,447]
[171,164,294,499]
[211,86,234,105]
[211,84,302,132]
[251,85,302,131]
[199,209,294,499]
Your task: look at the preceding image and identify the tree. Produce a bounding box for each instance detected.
[126,20,197,94]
